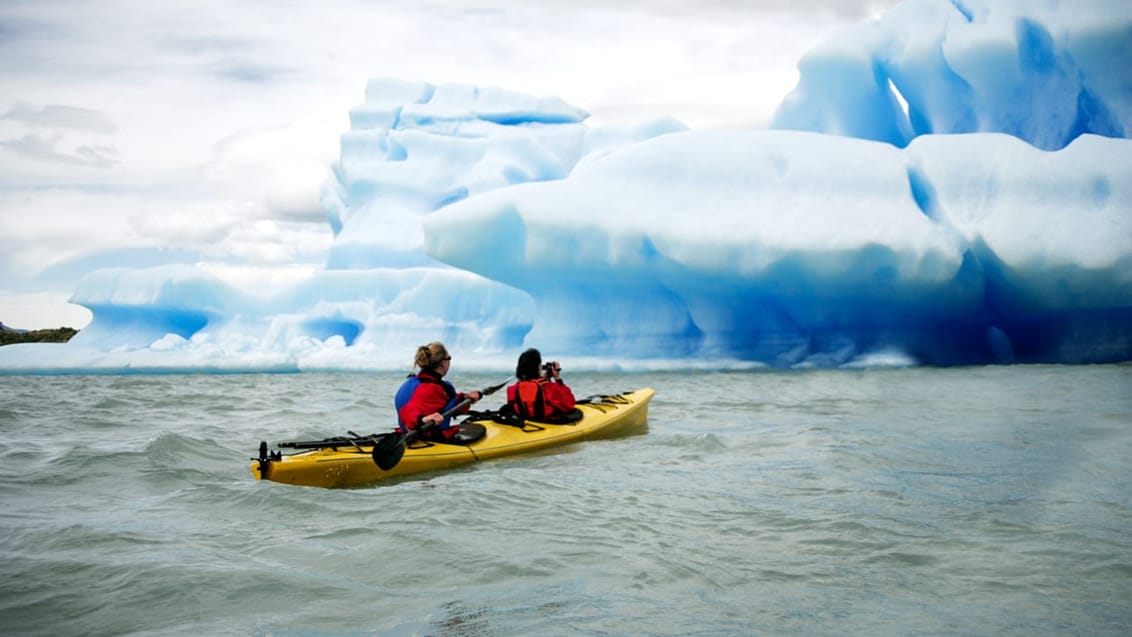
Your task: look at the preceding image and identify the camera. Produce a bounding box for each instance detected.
[542,362,554,373]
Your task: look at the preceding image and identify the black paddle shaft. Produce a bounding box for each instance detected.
[371,377,512,471]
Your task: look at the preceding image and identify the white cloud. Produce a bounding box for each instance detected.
[0,132,119,168]
[1,102,117,133]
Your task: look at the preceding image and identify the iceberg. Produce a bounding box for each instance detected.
[426,130,1130,366]
[1,0,1129,373]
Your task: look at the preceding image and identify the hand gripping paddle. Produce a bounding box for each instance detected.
[372,377,511,471]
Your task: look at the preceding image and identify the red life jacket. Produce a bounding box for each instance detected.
[513,379,549,420]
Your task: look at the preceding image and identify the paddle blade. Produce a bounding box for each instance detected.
[372,434,405,471]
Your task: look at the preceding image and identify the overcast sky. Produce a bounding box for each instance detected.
[0,0,900,329]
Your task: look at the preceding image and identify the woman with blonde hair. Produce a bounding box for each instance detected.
[394,342,482,442]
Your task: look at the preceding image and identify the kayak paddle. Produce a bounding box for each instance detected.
[372,377,512,471]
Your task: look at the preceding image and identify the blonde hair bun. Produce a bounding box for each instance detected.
[414,341,449,370]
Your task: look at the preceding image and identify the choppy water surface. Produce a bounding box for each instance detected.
[1,366,1130,636]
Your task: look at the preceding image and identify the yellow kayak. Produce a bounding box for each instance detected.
[251,388,654,488]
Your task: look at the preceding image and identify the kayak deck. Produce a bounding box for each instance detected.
[251,387,654,488]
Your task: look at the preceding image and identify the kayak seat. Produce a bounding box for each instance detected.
[531,408,584,425]
[490,404,584,426]
[451,422,487,445]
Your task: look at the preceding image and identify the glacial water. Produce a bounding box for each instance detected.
[1,365,1129,636]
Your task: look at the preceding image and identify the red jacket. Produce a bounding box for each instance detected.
[507,378,576,421]
[397,370,472,440]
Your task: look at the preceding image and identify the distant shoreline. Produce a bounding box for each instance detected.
[0,323,79,346]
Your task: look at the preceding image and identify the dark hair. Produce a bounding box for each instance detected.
[516,348,542,381]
